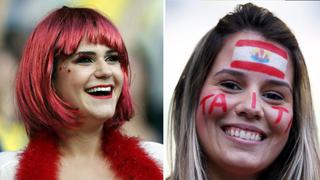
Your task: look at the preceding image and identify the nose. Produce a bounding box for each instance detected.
[235,92,264,120]
[94,60,112,79]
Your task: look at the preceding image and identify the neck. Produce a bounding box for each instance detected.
[206,162,258,180]
[58,124,104,158]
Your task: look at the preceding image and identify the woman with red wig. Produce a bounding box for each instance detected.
[0,6,162,180]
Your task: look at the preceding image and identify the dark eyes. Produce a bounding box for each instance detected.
[263,91,284,101]
[105,54,120,63]
[219,81,242,91]
[75,54,120,64]
[76,56,93,63]
[219,80,285,102]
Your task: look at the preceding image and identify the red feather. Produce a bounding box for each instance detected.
[16,129,162,180]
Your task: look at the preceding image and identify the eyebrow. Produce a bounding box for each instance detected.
[265,79,292,92]
[214,68,246,78]
[75,49,118,57]
[105,49,118,54]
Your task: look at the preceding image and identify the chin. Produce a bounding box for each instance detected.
[84,104,115,118]
[93,112,115,121]
[218,155,266,175]
[82,109,115,122]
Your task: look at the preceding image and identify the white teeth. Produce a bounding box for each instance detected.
[224,127,263,142]
[245,132,251,139]
[235,130,239,137]
[240,130,245,139]
[86,87,111,93]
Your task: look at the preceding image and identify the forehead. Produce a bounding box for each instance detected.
[210,31,293,84]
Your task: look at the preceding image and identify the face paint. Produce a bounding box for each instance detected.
[200,94,215,114]
[200,93,227,115]
[284,117,292,133]
[230,39,288,79]
[272,106,289,124]
[251,92,257,109]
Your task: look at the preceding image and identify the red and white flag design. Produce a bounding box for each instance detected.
[231,40,288,79]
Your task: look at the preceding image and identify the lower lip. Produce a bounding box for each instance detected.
[221,128,263,145]
[87,93,112,99]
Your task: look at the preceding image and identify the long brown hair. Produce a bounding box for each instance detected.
[169,3,320,180]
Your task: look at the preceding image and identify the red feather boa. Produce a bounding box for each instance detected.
[16,129,162,180]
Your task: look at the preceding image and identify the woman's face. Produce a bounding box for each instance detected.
[54,38,123,123]
[196,31,293,176]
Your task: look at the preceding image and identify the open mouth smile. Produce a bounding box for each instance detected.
[85,85,113,99]
[222,126,266,142]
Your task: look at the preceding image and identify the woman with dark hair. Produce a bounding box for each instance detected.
[0,6,162,180]
[168,3,320,180]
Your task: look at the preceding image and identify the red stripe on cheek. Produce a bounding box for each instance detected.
[251,92,256,109]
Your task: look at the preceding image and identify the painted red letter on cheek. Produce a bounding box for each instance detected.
[200,93,227,114]
[272,106,289,124]
[200,94,215,114]
[209,93,227,113]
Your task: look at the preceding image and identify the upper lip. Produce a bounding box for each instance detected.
[221,123,267,138]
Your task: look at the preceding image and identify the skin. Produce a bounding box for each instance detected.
[54,37,123,180]
[196,31,293,180]
[55,38,123,131]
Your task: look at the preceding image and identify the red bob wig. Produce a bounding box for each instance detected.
[16,6,134,137]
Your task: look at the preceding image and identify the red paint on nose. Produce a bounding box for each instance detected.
[251,92,256,109]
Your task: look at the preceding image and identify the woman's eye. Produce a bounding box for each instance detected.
[220,81,241,90]
[263,91,284,101]
[76,57,94,64]
[105,55,120,63]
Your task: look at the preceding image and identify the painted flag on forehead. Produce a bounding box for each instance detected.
[230,40,288,79]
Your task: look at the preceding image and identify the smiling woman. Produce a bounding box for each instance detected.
[0,6,162,180]
[168,3,320,180]
[54,41,124,124]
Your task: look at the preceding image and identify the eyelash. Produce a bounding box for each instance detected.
[105,54,120,63]
[76,56,94,63]
[262,91,284,101]
[219,81,285,102]
[219,81,242,91]
[75,54,120,64]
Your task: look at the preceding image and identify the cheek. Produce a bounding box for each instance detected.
[55,66,89,98]
[196,90,229,144]
[198,90,228,119]
[201,93,227,115]
[266,106,292,134]
[116,67,124,85]
[115,67,125,96]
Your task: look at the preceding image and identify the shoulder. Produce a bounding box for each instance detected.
[0,151,20,180]
[139,141,163,167]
